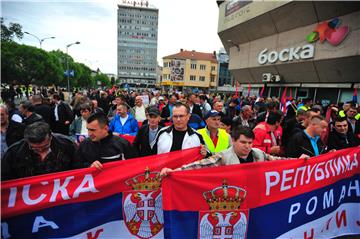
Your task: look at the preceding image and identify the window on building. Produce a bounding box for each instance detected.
[191,63,197,69]
[200,65,206,70]
[164,62,168,67]
[190,75,196,81]
[211,76,215,82]
[199,76,205,81]
[211,66,216,71]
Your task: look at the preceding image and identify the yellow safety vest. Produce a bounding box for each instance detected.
[339,110,346,117]
[355,113,360,121]
[198,128,230,153]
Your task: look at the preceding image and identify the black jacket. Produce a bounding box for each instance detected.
[190,104,203,119]
[133,125,162,157]
[23,113,43,126]
[1,133,77,181]
[160,104,172,122]
[5,120,25,147]
[53,102,74,124]
[34,103,53,125]
[75,132,138,168]
[286,131,326,158]
[327,130,360,150]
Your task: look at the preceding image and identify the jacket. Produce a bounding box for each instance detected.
[327,130,359,150]
[253,122,282,154]
[1,133,77,181]
[23,113,43,126]
[151,125,205,154]
[179,147,284,170]
[286,131,326,158]
[109,113,139,136]
[133,125,163,157]
[5,120,25,147]
[69,116,86,141]
[197,128,230,153]
[75,132,138,168]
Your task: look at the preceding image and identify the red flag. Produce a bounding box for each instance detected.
[247,83,251,97]
[235,81,239,97]
[353,87,358,102]
[281,87,287,113]
[289,88,293,99]
[259,85,265,97]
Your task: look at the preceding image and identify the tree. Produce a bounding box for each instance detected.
[1,17,23,42]
[93,73,111,87]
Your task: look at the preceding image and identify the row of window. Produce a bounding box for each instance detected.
[118,55,156,60]
[119,19,157,26]
[118,31,156,38]
[118,13,158,20]
[163,62,216,71]
[119,25,156,32]
[163,75,215,82]
[119,66,155,71]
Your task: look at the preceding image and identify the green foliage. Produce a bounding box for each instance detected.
[1,17,23,42]
[93,73,111,87]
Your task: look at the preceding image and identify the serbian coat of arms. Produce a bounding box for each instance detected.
[198,180,249,239]
[122,168,163,239]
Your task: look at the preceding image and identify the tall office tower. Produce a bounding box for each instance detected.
[117,1,158,90]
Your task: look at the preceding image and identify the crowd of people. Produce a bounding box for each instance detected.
[1,85,359,180]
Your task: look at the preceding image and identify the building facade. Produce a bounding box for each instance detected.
[217,1,360,103]
[162,49,218,91]
[216,48,236,92]
[117,2,158,90]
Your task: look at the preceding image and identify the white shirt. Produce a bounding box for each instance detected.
[54,103,59,121]
[120,115,129,125]
[80,117,88,135]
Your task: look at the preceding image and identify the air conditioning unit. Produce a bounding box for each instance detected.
[272,74,281,82]
[262,73,271,82]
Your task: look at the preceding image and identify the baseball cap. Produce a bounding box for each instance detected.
[147,107,160,116]
[204,110,220,120]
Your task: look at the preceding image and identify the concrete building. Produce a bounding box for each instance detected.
[217,1,360,104]
[117,1,158,91]
[216,48,236,93]
[162,49,218,91]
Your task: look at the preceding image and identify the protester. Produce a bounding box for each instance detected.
[327,116,360,150]
[133,106,163,156]
[199,95,212,118]
[32,94,53,125]
[75,112,137,170]
[197,110,231,154]
[19,100,44,126]
[0,104,25,155]
[232,105,255,129]
[286,115,328,158]
[151,102,207,156]
[132,96,147,123]
[69,103,92,143]
[1,122,77,180]
[52,93,74,135]
[187,93,203,119]
[109,103,139,136]
[160,94,177,123]
[160,126,302,175]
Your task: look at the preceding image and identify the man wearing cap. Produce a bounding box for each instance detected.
[133,106,163,156]
[198,110,231,154]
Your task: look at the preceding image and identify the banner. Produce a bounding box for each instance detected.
[170,60,185,82]
[1,147,202,239]
[162,147,360,239]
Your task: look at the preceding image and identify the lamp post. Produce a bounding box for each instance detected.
[66,41,80,100]
[24,31,55,49]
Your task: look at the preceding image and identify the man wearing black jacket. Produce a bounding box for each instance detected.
[52,94,74,135]
[286,115,328,158]
[76,112,137,170]
[133,107,163,156]
[327,116,359,150]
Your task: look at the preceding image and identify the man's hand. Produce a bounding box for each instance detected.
[160,167,174,177]
[90,160,103,170]
[270,146,281,155]
[65,121,70,125]
[200,145,207,157]
[299,154,310,160]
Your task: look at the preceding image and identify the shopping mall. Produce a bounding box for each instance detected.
[217,0,360,104]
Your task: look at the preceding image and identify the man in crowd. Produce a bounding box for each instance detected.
[133,107,163,156]
[109,103,139,136]
[232,105,255,129]
[69,103,92,143]
[346,104,360,137]
[32,94,53,125]
[253,111,283,155]
[152,102,207,156]
[0,104,25,155]
[197,110,231,154]
[199,95,212,118]
[75,112,137,170]
[213,101,226,119]
[19,100,43,126]
[327,116,359,150]
[2,122,77,180]
[161,94,178,123]
[187,93,203,119]
[286,115,328,158]
[52,93,74,135]
[132,96,147,123]
[160,126,295,175]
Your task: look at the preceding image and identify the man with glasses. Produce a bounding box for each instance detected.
[151,102,208,156]
[1,122,77,181]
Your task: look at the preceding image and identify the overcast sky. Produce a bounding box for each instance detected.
[1,0,224,74]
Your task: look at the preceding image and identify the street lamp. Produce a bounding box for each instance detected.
[24,31,55,49]
[66,41,80,100]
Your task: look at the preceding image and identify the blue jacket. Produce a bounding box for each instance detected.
[109,113,139,136]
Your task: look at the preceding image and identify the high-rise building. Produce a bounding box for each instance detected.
[117,2,158,90]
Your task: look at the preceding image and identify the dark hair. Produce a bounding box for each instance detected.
[231,125,255,141]
[199,95,207,101]
[117,103,128,109]
[220,117,232,126]
[79,103,91,112]
[20,100,35,112]
[174,101,190,114]
[53,94,60,101]
[335,116,348,123]
[266,111,282,125]
[24,122,51,143]
[87,112,108,126]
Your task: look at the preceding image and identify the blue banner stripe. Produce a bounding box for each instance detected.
[164,211,198,239]
[4,193,123,239]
